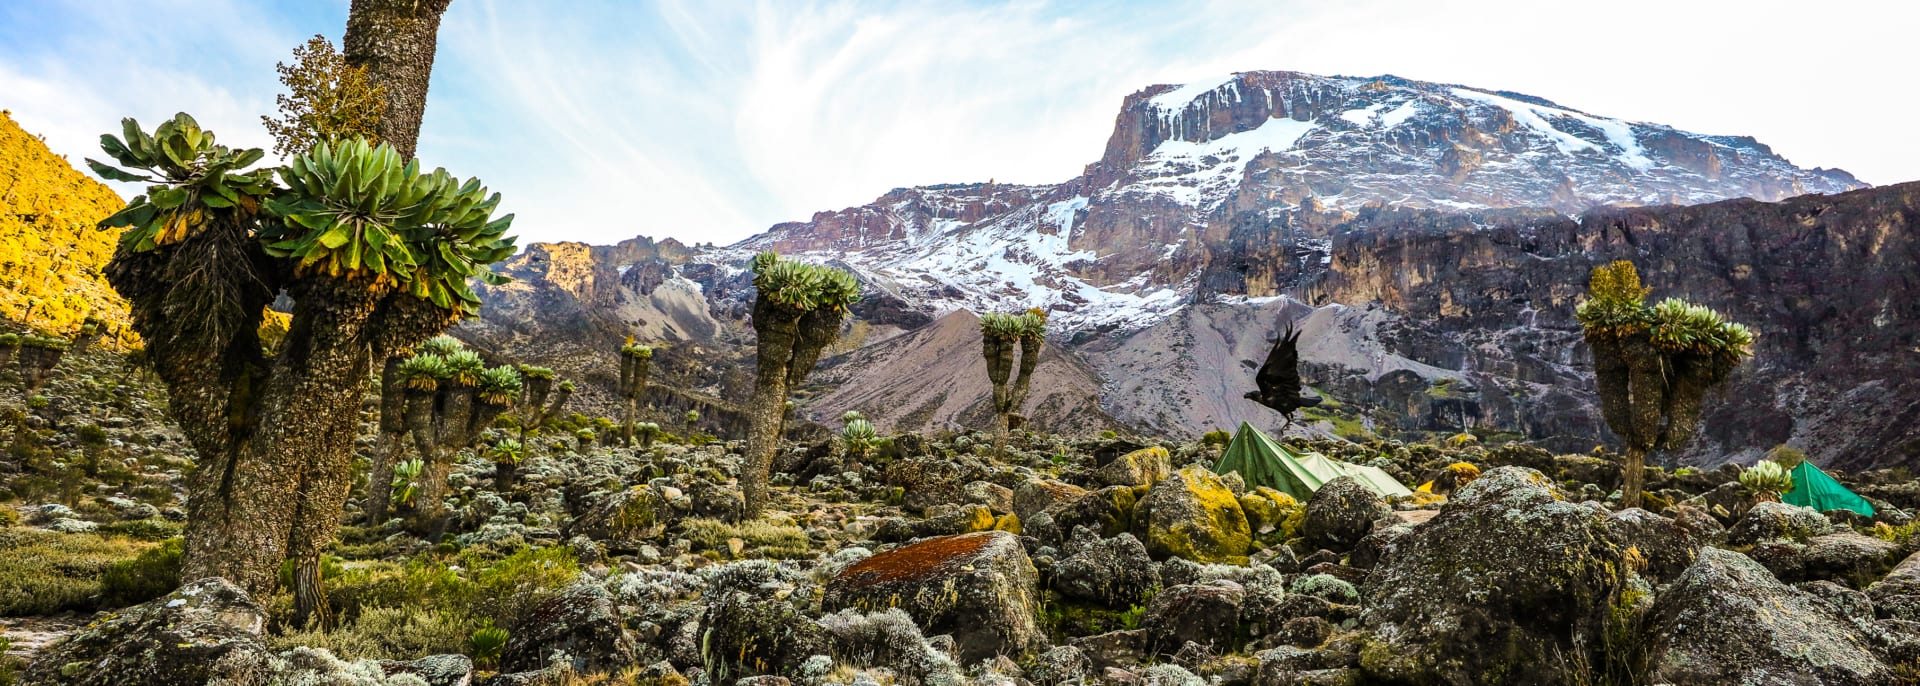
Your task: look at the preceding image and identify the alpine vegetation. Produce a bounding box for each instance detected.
[741,251,860,517]
[1577,260,1753,508]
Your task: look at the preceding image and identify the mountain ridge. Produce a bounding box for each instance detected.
[467,69,1911,469]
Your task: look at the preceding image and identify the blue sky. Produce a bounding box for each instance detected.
[3,0,1915,247]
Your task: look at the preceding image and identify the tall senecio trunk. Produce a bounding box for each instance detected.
[183,279,382,598]
[363,356,408,525]
[743,300,802,518]
[1619,337,1667,509]
[342,0,454,159]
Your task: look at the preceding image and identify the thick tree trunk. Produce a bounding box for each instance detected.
[1622,445,1648,510]
[363,356,407,524]
[181,280,380,597]
[342,0,454,159]
[742,368,790,518]
[743,299,802,519]
[292,556,329,629]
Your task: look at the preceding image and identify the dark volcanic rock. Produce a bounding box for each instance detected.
[1142,581,1245,656]
[1647,547,1891,685]
[24,578,269,686]
[1358,467,1629,684]
[1301,476,1390,552]
[501,580,639,675]
[824,531,1043,663]
[1052,528,1160,607]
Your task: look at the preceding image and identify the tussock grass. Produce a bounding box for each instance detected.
[0,528,154,615]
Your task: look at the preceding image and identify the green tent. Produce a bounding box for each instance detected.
[1783,461,1874,517]
[1213,422,1412,500]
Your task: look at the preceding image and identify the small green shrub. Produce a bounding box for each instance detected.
[469,623,509,666]
[99,537,183,608]
[1291,573,1358,604]
[274,604,474,661]
[1200,429,1231,447]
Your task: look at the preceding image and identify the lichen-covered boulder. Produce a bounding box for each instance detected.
[700,562,829,680]
[1238,487,1300,538]
[824,530,1042,663]
[1647,547,1891,685]
[1142,581,1244,656]
[1047,485,1139,541]
[1301,477,1389,552]
[1727,501,1834,546]
[964,480,1016,515]
[1803,532,1899,587]
[884,454,989,514]
[500,580,638,675]
[1015,479,1088,522]
[1357,467,1629,685]
[1095,446,1172,488]
[874,503,996,542]
[563,485,673,545]
[24,578,270,686]
[1131,466,1251,564]
[1867,551,1920,620]
[1604,507,1712,583]
[1052,527,1160,607]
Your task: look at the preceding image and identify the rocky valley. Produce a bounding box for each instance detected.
[4,6,1920,683]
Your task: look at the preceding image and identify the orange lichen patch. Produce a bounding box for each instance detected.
[837,531,998,587]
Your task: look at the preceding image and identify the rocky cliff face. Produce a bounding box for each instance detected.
[473,70,1911,469]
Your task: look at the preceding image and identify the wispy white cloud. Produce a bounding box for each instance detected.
[3,0,1917,248]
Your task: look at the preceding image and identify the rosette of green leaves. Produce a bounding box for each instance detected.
[391,459,425,506]
[91,114,274,251]
[443,350,485,387]
[1016,312,1047,339]
[421,334,465,357]
[620,344,653,359]
[979,313,1025,340]
[262,137,516,312]
[485,439,524,465]
[749,251,861,312]
[477,365,524,405]
[1650,298,1755,362]
[397,354,448,392]
[516,365,554,380]
[1738,460,1794,497]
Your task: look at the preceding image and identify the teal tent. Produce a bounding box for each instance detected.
[1783,461,1874,517]
[1213,422,1412,500]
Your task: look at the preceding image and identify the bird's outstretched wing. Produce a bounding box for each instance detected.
[1254,324,1303,400]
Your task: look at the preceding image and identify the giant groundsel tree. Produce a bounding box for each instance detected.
[742,251,860,517]
[618,338,653,446]
[979,310,1046,437]
[89,116,513,619]
[1576,260,1754,508]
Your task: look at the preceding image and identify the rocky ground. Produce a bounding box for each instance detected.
[9,346,1920,685]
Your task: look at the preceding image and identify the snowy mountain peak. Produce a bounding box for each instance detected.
[690,70,1866,335]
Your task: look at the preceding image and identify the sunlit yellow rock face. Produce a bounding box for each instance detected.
[0,111,129,338]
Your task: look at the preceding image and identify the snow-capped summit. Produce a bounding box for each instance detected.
[729,70,1861,333]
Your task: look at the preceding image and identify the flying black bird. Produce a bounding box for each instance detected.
[1245,323,1322,429]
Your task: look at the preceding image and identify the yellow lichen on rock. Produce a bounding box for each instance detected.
[1133,465,1252,564]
